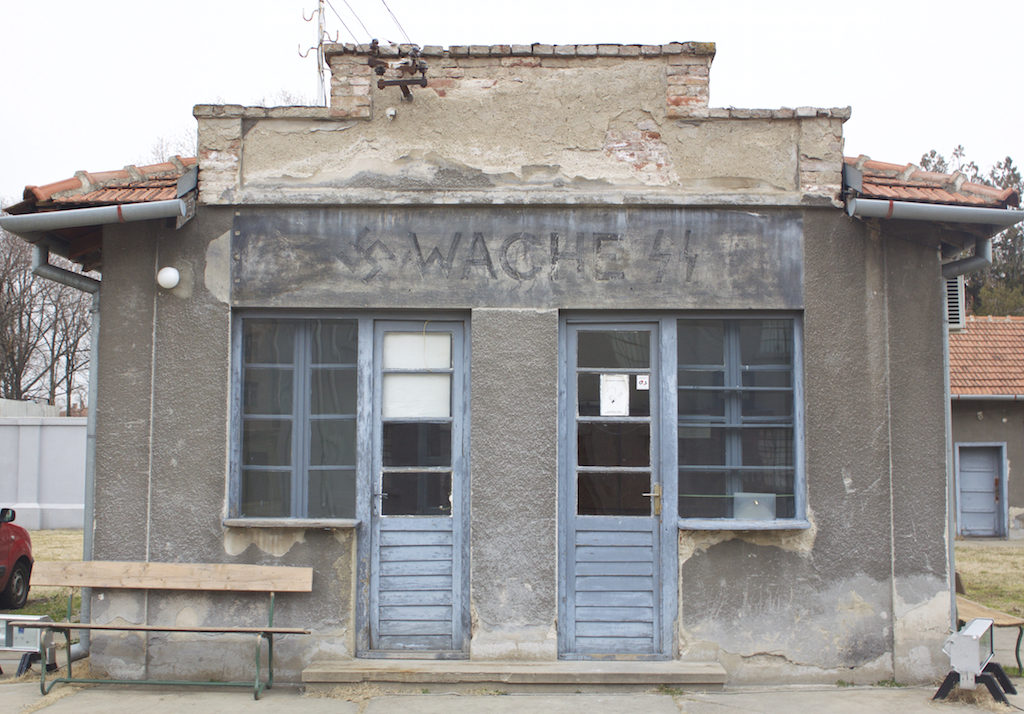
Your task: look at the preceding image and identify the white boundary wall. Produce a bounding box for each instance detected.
[0,417,86,529]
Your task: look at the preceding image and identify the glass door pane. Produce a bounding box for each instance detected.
[576,329,653,517]
[381,331,454,516]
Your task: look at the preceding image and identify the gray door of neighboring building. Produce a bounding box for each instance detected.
[559,322,673,659]
[368,320,469,655]
[956,444,1006,538]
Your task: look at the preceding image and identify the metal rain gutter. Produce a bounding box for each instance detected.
[0,199,186,236]
[951,394,1024,401]
[846,196,1024,278]
[846,197,1024,226]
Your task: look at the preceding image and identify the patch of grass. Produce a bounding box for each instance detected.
[835,679,855,687]
[873,678,905,688]
[955,541,1024,617]
[9,590,80,622]
[657,684,685,695]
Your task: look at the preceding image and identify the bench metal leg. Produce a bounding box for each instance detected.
[253,632,275,699]
[39,627,72,695]
[1016,626,1022,673]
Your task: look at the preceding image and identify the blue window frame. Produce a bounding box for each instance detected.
[676,316,805,529]
[234,317,359,518]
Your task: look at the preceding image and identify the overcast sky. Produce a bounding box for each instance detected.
[2,0,1021,203]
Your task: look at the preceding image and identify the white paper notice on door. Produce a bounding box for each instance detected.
[600,374,630,416]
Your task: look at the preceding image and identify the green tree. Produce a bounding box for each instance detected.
[921,147,1024,315]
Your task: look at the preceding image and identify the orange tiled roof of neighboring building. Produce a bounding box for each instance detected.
[950,315,1024,396]
[9,156,196,212]
[844,156,1019,209]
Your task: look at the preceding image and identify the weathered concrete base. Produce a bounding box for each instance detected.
[892,581,950,682]
[468,623,558,661]
[301,659,726,692]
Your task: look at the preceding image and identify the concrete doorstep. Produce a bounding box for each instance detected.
[301,658,728,693]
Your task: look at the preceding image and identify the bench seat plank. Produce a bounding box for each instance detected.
[957,595,1024,628]
[30,561,313,592]
[11,621,310,635]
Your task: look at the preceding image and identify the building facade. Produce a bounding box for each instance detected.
[950,315,1024,538]
[7,41,1020,686]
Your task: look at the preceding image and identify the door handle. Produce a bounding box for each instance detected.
[642,483,662,516]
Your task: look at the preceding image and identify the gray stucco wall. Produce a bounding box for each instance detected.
[469,308,559,659]
[88,203,951,684]
[952,400,1024,528]
[678,213,948,682]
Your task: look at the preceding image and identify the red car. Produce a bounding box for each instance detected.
[0,508,32,610]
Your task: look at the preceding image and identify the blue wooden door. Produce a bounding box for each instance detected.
[560,322,674,658]
[957,445,1005,537]
[369,321,469,655]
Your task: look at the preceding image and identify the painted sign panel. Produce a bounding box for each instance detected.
[232,207,803,310]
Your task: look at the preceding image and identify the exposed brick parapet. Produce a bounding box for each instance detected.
[323,41,717,120]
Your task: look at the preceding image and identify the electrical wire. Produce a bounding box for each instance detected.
[324,0,362,44]
[330,0,372,41]
[379,0,412,45]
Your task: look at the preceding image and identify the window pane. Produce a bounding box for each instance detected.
[383,332,451,369]
[577,331,649,369]
[382,472,452,516]
[742,370,791,389]
[311,320,357,364]
[739,320,792,366]
[678,426,725,466]
[310,418,357,466]
[243,321,295,364]
[241,469,290,517]
[577,422,650,467]
[679,470,729,518]
[741,390,792,418]
[308,469,356,518]
[577,373,650,417]
[311,367,357,415]
[578,471,650,516]
[383,374,451,418]
[678,387,725,418]
[737,470,796,519]
[678,470,797,520]
[677,320,724,365]
[243,367,293,415]
[383,422,452,466]
[242,419,292,466]
[742,428,794,467]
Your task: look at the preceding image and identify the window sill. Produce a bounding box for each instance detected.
[678,518,811,531]
[223,518,360,529]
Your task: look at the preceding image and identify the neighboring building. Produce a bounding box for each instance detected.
[3,41,1022,687]
[950,315,1024,537]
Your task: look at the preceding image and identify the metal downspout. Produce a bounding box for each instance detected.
[31,245,99,664]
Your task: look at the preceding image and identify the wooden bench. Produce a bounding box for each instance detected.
[9,560,313,699]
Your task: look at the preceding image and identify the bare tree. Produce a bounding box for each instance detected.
[0,227,92,412]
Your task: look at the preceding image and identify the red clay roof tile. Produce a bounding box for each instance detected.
[845,155,1019,209]
[950,315,1024,395]
[20,156,196,208]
